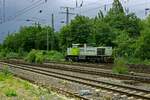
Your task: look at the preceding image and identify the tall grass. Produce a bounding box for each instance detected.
[113,58,129,74]
[4,88,17,97]
[0,65,12,81]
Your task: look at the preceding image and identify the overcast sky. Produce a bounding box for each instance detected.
[0,0,150,42]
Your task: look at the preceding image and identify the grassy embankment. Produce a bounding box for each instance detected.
[0,66,67,100]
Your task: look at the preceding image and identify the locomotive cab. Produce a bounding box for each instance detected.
[97,47,112,56]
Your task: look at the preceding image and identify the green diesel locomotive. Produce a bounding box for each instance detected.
[66,44,113,63]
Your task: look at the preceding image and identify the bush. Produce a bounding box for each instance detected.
[125,57,150,65]
[45,51,64,61]
[25,50,45,64]
[6,52,19,59]
[0,52,5,59]
[113,58,129,74]
[18,48,27,58]
[0,50,7,59]
[25,49,37,63]
[25,50,64,63]
[35,52,45,64]
[143,59,150,65]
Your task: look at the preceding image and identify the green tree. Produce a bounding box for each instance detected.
[104,0,141,37]
[95,10,104,20]
[3,25,59,52]
[0,44,2,51]
[93,19,115,46]
[124,13,141,37]
[59,15,94,50]
[114,31,136,58]
[109,0,124,14]
[134,30,150,60]
[0,44,1,49]
[59,25,71,50]
[35,26,56,50]
[134,16,150,60]
[70,15,94,44]
[3,34,16,51]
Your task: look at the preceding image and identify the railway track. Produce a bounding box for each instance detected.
[6,59,150,74]
[3,60,150,83]
[45,61,150,74]
[0,61,150,100]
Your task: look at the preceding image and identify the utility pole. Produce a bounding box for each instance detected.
[2,0,5,23]
[51,13,54,31]
[47,28,49,52]
[51,13,54,50]
[0,0,2,23]
[60,7,75,48]
[60,7,75,25]
[47,13,55,51]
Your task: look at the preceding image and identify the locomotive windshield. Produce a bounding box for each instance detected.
[97,48,105,55]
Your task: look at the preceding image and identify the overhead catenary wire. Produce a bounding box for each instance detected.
[3,0,150,23]
[78,3,113,13]
[2,0,46,24]
[1,0,150,32]
[0,0,47,24]
[26,0,38,2]
[78,2,112,14]
[75,0,150,16]
[15,0,42,14]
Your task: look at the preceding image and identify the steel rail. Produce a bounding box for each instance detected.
[4,60,150,83]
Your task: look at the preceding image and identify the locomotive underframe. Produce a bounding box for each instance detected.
[65,55,113,63]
